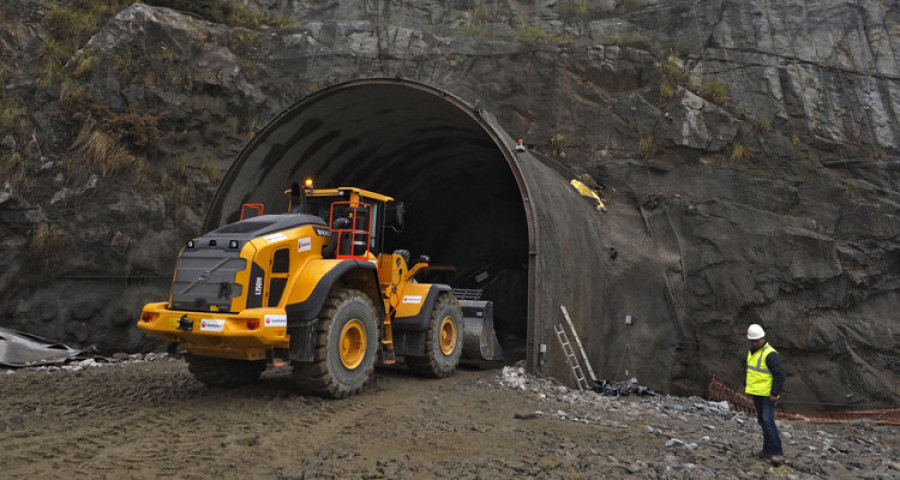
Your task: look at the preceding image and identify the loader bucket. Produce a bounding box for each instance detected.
[459,299,503,361]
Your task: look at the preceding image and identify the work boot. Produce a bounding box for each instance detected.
[768,455,785,465]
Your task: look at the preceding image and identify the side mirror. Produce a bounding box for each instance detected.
[290,182,307,213]
[387,201,404,232]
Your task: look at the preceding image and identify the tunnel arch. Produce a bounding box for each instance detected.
[205,78,609,377]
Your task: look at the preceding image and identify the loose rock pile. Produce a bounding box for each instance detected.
[499,364,900,479]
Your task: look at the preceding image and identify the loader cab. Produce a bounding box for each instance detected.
[286,185,398,260]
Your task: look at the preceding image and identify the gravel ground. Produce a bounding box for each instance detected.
[1,356,897,479]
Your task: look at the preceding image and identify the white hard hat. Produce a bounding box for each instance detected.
[747,324,765,340]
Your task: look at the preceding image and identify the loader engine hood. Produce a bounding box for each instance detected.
[171,214,325,312]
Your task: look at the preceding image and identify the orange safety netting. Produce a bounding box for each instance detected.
[707,379,900,425]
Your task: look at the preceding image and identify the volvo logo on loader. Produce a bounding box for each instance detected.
[137,184,502,399]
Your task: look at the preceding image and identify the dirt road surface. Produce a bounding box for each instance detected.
[1,356,897,479]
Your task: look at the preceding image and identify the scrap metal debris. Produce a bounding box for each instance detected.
[592,377,659,397]
[500,363,658,398]
[2,352,173,376]
[0,326,82,367]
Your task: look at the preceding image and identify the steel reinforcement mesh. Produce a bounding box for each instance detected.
[707,379,900,425]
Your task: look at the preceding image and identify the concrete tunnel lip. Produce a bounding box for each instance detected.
[205,78,602,376]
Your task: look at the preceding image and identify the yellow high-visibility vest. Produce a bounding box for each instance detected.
[745,343,777,396]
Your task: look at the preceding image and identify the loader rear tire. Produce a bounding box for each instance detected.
[185,354,266,387]
[291,288,379,398]
[407,292,463,378]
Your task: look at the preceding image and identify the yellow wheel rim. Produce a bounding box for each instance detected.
[339,319,366,370]
[439,316,457,356]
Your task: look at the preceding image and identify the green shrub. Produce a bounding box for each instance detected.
[31,223,69,261]
[231,30,260,51]
[459,25,494,39]
[701,78,729,104]
[229,3,262,28]
[517,25,550,45]
[45,5,97,57]
[0,101,21,131]
[271,13,300,33]
[755,116,771,134]
[730,141,749,162]
[639,135,654,158]
[73,54,97,77]
[557,0,600,24]
[36,1,131,90]
[550,133,569,158]
[58,77,88,102]
[1,151,26,187]
[661,56,681,83]
[70,121,137,176]
[472,6,490,25]
[201,158,223,182]
[144,0,271,29]
[659,81,676,100]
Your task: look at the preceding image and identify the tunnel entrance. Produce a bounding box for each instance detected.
[205,79,532,360]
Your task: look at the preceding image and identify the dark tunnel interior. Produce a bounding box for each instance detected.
[208,81,530,359]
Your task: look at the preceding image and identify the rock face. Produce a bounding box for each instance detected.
[0,0,897,406]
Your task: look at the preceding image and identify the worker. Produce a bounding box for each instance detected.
[744,323,786,462]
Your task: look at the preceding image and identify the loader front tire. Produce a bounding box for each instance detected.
[292,288,378,398]
[407,292,463,378]
[185,354,266,387]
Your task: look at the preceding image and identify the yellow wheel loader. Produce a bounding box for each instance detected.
[138,183,501,398]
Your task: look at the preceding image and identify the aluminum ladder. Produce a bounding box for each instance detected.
[554,323,591,391]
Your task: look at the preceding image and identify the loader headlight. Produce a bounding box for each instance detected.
[228,240,239,250]
[186,240,195,249]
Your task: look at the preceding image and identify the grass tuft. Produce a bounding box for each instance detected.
[1,151,27,187]
[557,0,600,24]
[701,78,729,104]
[30,223,69,263]
[640,135,654,158]
[730,141,749,163]
[660,81,676,100]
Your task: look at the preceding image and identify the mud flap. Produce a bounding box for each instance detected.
[460,300,503,361]
[289,317,319,362]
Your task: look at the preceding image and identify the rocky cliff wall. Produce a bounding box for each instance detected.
[0,0,897,406]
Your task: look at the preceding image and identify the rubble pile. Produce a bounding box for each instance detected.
[498,365,900,479]
[1,352,174,376]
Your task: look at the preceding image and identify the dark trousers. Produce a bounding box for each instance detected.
[752,395,783,456]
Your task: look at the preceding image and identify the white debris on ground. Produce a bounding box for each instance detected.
[1,352,174,375]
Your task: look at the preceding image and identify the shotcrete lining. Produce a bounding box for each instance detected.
[206,80,532,358]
